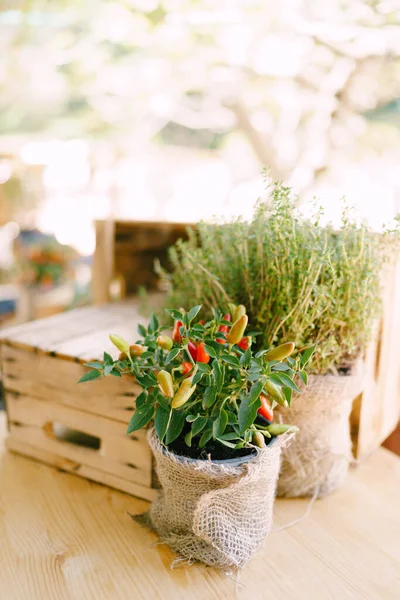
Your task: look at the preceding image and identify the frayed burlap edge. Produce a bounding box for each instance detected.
[133,429,294,570]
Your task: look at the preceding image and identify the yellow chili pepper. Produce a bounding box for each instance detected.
[265,342,295,362]
[156,370,174,398]
[171,377,197,409]
[227,314,248,345]
[264,379,288,407]
[156,335,173,351]
[266,423,299,436]
[252,431,265,448]
[109,334,130,354]
[233,304,246,322]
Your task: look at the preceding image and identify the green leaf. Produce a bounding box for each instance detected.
[299,370,308,385]
[202,386,217,409]
[103,352,113,366]
[184,430,193,447]
[221,355,240,367]
[110,368,122,377]
[84,361,103,369]
[272,363,290,372]
[154,406,170,442]
[155,391,170,411]
[165,348,181,364]
[213,361,224,392]
[197,362,211,373]
[104,364,114,376]
[127,404,154,434]
[199,428,213,448]
[136,372,158,388]
[148,313,159,334]
[137,323,147,337]
[268,373,286,387]
[166,308,183,321]
[219,432,239,441]
[192,416,208,436]
[165,410,186,444]
[213,409,228,438]
[216,438,236,449]
[192,370,204,385]
[240,348,252,367]
[300,344,316,367]
[78,370,102,384]
[135,391,148,408]
[248,381,264,405]
[238,395,261,434]
[274,372,301,393]
[204,345,217,358]
[283,387,293,406]
[186,414,198,422]
[187,305,202,323]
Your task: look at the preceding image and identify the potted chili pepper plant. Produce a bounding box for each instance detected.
[160,177,400,498]
[79,304,311,569]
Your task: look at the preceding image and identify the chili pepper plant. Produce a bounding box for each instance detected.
[79,304,313,460]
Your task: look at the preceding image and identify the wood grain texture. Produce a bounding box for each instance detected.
[1,413,400,600]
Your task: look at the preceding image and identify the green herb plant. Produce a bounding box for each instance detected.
[160,178,400,374]
[79,305,314,454]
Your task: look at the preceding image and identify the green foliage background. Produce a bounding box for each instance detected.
[161,180,399,374]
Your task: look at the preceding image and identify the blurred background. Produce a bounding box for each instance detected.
[1,0,400,325]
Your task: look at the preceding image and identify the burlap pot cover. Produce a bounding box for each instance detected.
[141,428,287,570]
[276,365,363,498]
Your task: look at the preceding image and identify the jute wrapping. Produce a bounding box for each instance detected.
[276,366,363,498]
[141,429,286,569]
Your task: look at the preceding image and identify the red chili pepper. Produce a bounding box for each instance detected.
[172,320,183,343]
[196,342,210,363]
[216,313,231,343]
[179,362,193,375]
[238,336,250,350]
[188,341,198,361]
[258,395,273,421]
[198,320,206,326]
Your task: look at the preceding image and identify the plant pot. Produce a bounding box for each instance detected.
[276,363,363,498]
[141,429,284,569]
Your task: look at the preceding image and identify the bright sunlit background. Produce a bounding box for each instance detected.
[1,0,400,320]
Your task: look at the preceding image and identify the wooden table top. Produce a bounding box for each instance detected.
[1,412,400,600]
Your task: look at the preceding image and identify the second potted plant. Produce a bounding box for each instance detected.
[79,304,309,569]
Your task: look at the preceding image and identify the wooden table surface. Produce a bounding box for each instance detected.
[1,413,400,600]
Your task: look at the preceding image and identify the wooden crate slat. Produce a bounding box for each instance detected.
[6,437,157,501]
[2,345,139,423]
[8,395,152,486]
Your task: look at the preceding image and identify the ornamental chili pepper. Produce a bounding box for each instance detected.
[109,334,130,354]
[264,379,288,407]
[187,341,198,361]
[196,342,210,364]
[237,336,252,351]
[266,423,298,436]
[227,314,248,345]
[257,395,273,421]
[129,344,145,357]
[216,313,231,343]
[252,431,266,448]
[179,361,193,375]
[265,342,295,362]
[156,370,174,398]
[171,376,197,409]
[172,320,183,343]
[233,304,246,322]
[157,335,173,351]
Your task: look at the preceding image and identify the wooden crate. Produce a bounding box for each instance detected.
[0,298,164,501]
[93,220,193,304]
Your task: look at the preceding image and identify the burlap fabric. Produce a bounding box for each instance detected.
[276,366,363,498]
[141,429,286,569]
